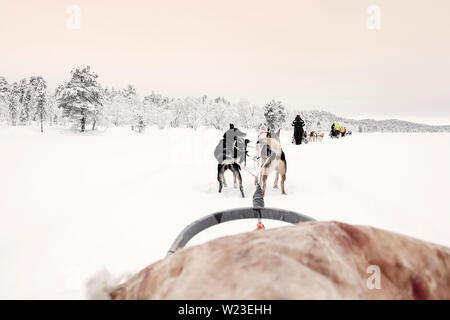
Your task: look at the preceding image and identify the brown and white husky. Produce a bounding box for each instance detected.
[256,126,287,195]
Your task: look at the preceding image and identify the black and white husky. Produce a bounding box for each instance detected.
[214,127,248,197]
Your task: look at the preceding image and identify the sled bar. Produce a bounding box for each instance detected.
[166,207,315,256]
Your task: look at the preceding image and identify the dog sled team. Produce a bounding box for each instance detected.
[291,114,324,144]
[330,122,352,138]
[214,123,287,198]
[213,115,352,198]
[301,131,325,144]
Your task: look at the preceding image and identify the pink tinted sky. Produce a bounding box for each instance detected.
[0,0,449,124]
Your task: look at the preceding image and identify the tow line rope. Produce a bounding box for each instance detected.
[240,157,269,228]
[239,156,270,185]
[235,138,271,230]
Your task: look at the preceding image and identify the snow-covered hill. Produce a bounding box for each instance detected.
[285,110,450,133]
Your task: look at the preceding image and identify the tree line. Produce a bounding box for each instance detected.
[0,65,292,133]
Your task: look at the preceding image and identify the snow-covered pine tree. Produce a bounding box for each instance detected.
[263,99,286,131]
[0,77,9,124]
[0,77,8,103]
[7,82,21,126]
[18,78,33,125]
[122,85,139,129]
[57,66,103,132]
[91,96,104,131]
[122,85,138,108]
[29,76,47,133]
[131,108,146,133]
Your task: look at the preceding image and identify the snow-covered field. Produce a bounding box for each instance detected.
[1,126,449,299]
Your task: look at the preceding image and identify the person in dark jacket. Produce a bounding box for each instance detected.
[292,115,305,145]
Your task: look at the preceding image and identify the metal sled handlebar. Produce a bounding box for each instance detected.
[166,207,315,256]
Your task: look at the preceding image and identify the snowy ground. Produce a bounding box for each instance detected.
[1,126,449,299]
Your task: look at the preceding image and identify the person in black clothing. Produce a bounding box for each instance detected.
[292,115,305,145]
